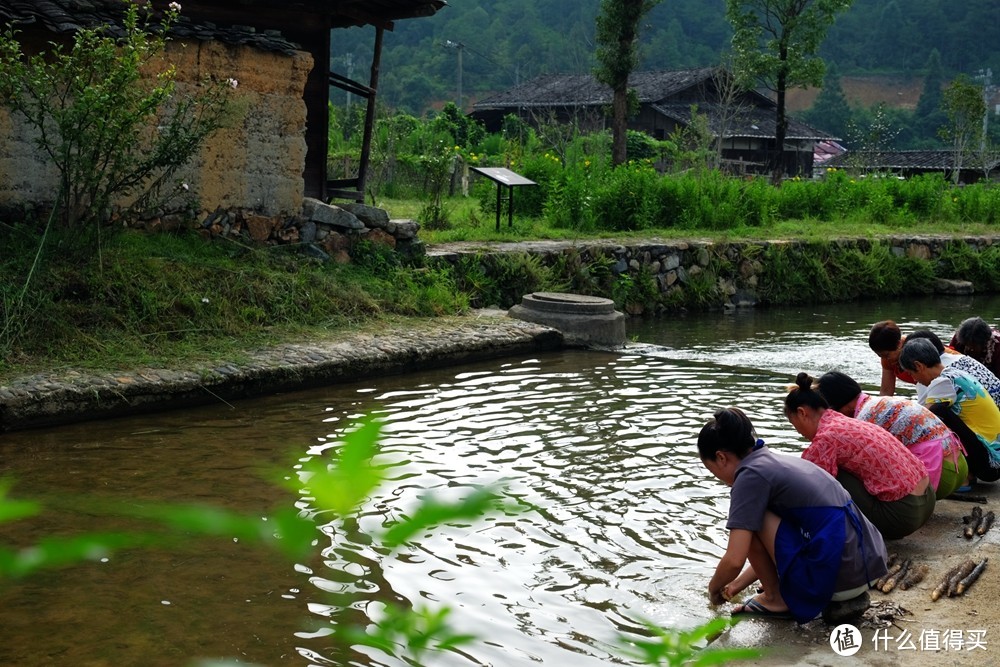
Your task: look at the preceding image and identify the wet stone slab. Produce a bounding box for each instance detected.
[0,314,563,433]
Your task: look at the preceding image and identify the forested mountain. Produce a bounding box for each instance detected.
[825,0,999,75]
[331,0,999,117]
[332,0,729,112]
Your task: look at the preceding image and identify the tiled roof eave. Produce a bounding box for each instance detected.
[651,104,831,141]
[473,101,607,110]
[824,150,1000,171]
[0,0,446,54]
[473,68,720,109]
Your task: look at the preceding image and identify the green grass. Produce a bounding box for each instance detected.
[378,195,1000,245]
[0,227,469,381]
[6,185,1000,382]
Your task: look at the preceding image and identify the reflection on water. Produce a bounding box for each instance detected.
[2,296,999,665]
[626,295,999,389]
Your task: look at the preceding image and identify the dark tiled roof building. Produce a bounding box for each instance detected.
[472,68,835,178]
[824,150,1000,183]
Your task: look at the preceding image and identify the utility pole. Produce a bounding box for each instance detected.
[975,67,993,150]
[445,40,464,109]
[344,52,355,115]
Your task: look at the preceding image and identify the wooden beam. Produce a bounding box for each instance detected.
[329,71,374,98]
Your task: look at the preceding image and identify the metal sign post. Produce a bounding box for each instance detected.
[471,167,537,232]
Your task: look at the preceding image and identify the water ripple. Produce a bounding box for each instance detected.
[6,298,994,666]
[303,355,792,665]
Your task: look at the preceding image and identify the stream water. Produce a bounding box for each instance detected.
[2,295,999,666]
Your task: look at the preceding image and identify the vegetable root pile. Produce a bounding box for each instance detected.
[930,558,988,601]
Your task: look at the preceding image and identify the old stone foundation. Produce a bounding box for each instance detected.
[139,197,423,261]
[508,292,626,347]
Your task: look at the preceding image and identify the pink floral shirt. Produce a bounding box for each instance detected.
[802,409,927,502]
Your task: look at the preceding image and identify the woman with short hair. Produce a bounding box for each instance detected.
[899,336,1000,484]
[868,320,914,396]
[908,329,1000,405]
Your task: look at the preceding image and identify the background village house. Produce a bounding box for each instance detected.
[470,67,836,178]
[0,0,443,228]
[823,149,1000,184]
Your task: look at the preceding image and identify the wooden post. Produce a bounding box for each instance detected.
[495,181,502,232]
[357,26,383,201]
[508,185,514,228]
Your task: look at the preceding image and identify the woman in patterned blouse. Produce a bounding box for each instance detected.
[815,370,967,500]
[784,372,935,540]
[907,329,1000,406]
[951,316,1000,380]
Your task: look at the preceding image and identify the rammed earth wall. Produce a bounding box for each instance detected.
[167,41,311,216]
[0,40,311,217]
[426,236,1000,313]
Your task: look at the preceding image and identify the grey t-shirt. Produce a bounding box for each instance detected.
[727,447,888,592]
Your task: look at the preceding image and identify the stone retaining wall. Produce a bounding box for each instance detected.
[426,235,1000,312]
[175,198,423,262]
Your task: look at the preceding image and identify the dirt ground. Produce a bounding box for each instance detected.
[712,485,1000,666]
[785,74,924,112]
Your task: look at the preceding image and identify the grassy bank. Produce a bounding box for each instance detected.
[377,193,1000,246]
[0,226,468,380]
[5,186,1000,382]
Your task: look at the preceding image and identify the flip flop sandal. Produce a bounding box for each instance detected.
[732,596,793,620]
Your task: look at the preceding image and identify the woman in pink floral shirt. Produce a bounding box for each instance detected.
[784,372,935,540]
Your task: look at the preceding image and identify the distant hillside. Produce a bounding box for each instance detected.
[333,0,1000,117]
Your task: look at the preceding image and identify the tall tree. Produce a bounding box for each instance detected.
[803,62,852,142]
[726,0,854,182]
[594,0,663,166]
[939,74,986,183]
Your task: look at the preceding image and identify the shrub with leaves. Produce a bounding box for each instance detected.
[545,166,595,230]
[0,1,235,238]
[589,162,660,231]
[417,140,459,228]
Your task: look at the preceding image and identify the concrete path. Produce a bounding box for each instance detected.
[0,312,562,432]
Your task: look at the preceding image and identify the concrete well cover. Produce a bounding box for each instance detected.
[524,292,616,314]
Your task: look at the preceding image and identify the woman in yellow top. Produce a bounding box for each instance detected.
[898,337,1000,484]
